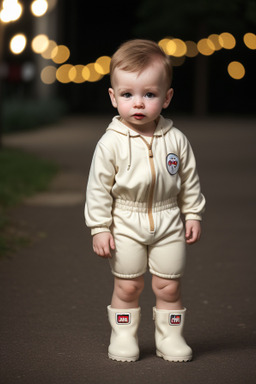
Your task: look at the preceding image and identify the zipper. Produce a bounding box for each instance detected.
[140,136,156,232]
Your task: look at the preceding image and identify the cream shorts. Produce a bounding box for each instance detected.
[109,199,186,280]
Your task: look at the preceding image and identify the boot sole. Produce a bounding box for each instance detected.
[108,353,139,362]
[156,350,192,362]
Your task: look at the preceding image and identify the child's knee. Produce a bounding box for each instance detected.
[115,277,144,302]
[152,275,180,302]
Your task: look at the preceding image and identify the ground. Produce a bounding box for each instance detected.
[0,114,255,383]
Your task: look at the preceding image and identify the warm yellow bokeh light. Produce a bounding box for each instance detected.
[243,33,256,50]
[0,0,23,23]
[31,34,49,54]
[197,38,215,56]
[36,31,253,85]
[69,65,85,83]
[185,41,198,57]
[82,66,90,81]
[95,56,111,75]
[219,33,236,49]
[227,61,245,80]
[83,63,103,82]
[51,45,70,64]
[10,34,27,54]
[41,65,56,84]
[158,38,171,54]
[166,39,187,57]
[41,40,57,59]
[56,64,73,83]
[208,34,222,51]
[31,0,48,17]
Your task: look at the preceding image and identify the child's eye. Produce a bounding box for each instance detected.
[145,92,155,98]
[122,92,132,98]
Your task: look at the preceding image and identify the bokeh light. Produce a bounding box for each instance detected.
[31,34,49,54]
[243,33,256,50]
[0,0,23,22]
[41,40,57,59]
[51,45,70,64]
[69,65,85,83]
[22,62,36,81]
[185,41,198,57]
[219,33,236,49]
[95,56,111,75]
[227,61,245,80]
[56,64,73,83]
[158,38,171,54]
[208,34,222,51]
[83,63,103,82]
[31,0,48,17]
[41,65,56,84]
[10,33,27,54]
[166,39,187,57]
[82,66,90,81]
[28,30,253,85]
[197,38,215,56]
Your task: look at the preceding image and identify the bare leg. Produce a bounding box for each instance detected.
[152,275,182,310]
[111,275,144,309]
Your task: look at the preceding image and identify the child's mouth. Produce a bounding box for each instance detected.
[133,114,145,120]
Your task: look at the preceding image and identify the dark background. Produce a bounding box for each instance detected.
[1,0,256,118]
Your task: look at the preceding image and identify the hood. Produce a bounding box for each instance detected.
[106,115,173,136]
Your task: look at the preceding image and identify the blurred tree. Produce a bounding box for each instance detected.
[133,0,256,115]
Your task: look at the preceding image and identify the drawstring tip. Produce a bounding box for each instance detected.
[127,165,131,171]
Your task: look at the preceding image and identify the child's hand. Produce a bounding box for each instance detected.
[92,232,115,258]
[185,220,201,244]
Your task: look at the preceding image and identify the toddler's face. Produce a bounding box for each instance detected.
[109,60,173,135]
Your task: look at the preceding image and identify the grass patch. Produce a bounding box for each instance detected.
[0,147,58,255]
[3,98,68,133]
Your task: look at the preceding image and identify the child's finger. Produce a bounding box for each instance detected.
[110,236,116,250]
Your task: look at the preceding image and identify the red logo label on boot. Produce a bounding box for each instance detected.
[169,314,181,326]
[116,313,130,324]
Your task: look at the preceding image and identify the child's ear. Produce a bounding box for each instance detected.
[108,88,117,108]
[163,88,174,109]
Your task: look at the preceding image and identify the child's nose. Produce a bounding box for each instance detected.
[133,96,144,108]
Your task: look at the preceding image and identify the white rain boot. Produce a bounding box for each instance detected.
[153,307,192,362]
[107,305,141,362]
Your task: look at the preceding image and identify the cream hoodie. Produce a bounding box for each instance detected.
[85,115,205,236]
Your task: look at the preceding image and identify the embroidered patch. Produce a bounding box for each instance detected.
[169,314,182,326]
[116,313,130,325]
[166,153,179,175]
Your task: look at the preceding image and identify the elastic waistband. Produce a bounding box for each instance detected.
[114,197,177,213]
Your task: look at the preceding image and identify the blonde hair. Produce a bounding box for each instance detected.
[110,39,173,88]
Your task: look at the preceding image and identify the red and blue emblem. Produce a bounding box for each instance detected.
[169,314,182,326]
[166,153,179,175]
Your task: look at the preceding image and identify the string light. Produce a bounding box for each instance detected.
[227,61,245,80]
[0,0,23,22]
[243,33,256,50]
[10,33,26,54]
[219,32,236,49]
[31,0,48,17]
[5,27,252,83]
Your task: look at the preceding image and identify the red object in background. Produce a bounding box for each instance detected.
[8,63,21,82]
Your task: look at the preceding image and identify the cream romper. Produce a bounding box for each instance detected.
[85,116,205,280]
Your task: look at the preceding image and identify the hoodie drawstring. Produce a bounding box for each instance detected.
[127,130,131,171]
[161,128,168,156]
